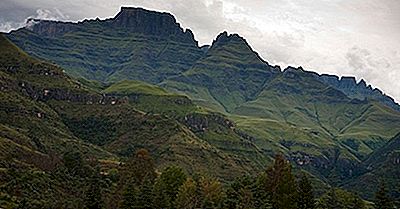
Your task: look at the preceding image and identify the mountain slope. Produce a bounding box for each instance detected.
[0,34,270,181]
[7,7,204,83]
[344,133,400,199]
[232,66,400,182]
[162,32,279,112]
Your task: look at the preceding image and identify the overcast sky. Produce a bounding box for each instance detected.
[1,0,399,102]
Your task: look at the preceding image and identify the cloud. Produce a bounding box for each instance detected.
[346,45,399,101]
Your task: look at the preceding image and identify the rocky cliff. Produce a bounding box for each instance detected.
[319,74,399,111]
[26,7,197,44]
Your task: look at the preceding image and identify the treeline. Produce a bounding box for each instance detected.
[2,149,398,209]
[84,149,389,209]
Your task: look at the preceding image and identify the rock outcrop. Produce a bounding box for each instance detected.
[319,74,399,111]
[25,7,197,44]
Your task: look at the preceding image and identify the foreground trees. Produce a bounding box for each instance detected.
[6,148,390,209]
[12,148,374,209]
[374,182,394,209]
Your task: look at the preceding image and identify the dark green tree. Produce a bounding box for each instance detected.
[198,176,225,208]
[324,189,343,209]
[348,194,365,209]
[134,177,155,209]
[63,150,90,176]
[175,178,199,209]
[297,174,315,209]
[225,176,256,209]
[120,149,157,209]
[153,166,187,209]
[124,149,157,185]
[252,173,272,209]
[84,166,103,209]
[374,182,393,209]
[120,180,138,209]
[265,154,298,209]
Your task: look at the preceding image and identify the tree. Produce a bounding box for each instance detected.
[252,173,272,209]
[153,166,187,209]
[348,194,365,209]
[120,180,137,209]
[324,189,343,209]
[225,176,256,209]
[120,149,157,209]
[175,178,199,209]
[199,176,225,208]
[84,166,103,209]
[297,174,315,209]
[63,150,90,177]
[124,149,157,185]
[265,154,298,209]
[374,182,393,209]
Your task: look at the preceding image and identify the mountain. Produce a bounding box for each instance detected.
[0,33,271,194]
[162,32,279,112]
[8,7,203,83]
[319,74,400,112]
[4,6,400,199]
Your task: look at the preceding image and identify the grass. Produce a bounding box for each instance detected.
[103,80,173,96]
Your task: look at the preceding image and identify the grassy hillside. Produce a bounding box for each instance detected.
[7,20,204,83]
[1,34,278,206]
[344,133,400,199]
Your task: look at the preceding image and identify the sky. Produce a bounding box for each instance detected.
[1,0,399,102]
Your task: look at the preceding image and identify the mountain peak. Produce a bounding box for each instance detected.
[211,31,248,48]
[22,7,198,45]
[111,7,197,43]
[113,7,176,28]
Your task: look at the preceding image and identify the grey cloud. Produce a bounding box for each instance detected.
[346,45,399,101]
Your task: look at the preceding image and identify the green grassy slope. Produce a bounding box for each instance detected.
[0,34,269,182]
[344,133,400,199]
[162,32,279,113]
[230,67,400,183]
[7,23,203,83]
[0,34,114,169]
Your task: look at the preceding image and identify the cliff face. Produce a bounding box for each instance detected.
[10,7,204,83]
[111,7,197,43]
[26,7,197,44]
[319,74,399,111]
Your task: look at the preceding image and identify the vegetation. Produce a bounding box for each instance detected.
[1,6,400,207]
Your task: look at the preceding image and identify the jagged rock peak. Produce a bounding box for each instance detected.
[111,7,198,44]
[358,79,367,87]
[113,7,177,30]
[23,7,198,45]
[209,31,269,65]
[211,31,248,47]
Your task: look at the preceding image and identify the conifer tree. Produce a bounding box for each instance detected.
[120,149,157,209]
[324,189,343,209]
[253,173,272,209]
[265,154,298,209]
[153,166,187,209]
[84,166,103,209]
[225,176,256,209]
[297,174,315,209]
[374,182,393,209]
[199,176,225,208]
[175,178,199,209]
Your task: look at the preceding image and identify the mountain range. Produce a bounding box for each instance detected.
[2,7,400,201]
